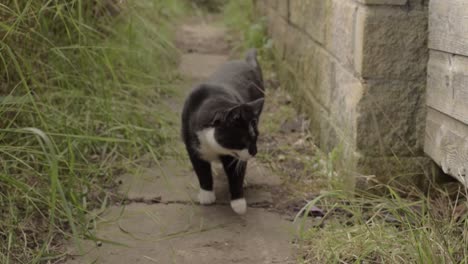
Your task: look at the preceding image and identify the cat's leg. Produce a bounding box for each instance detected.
[189,154,215,205]
[220,155,247,215]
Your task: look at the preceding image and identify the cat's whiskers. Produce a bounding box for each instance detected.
[235,160,246,176]
[226,156,242,174]
[228,157,237,168]
[229,71,265,96]
[240,78,265,95]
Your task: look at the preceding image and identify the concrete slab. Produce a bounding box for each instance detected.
[117,159,196,203]
[66,204,294,264]
[176,23,230,54]
[179,53,228,80]
[117,159,282,205]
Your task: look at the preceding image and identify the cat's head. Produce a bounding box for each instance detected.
[210,98,264,161]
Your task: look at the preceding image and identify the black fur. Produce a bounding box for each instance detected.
[181,49,264,204]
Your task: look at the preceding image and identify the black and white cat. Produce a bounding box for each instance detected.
[181,49,264,215]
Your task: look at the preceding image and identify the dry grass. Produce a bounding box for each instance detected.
[294,185,468,264]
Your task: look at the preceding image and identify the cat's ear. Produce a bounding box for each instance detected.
[211,106,242,126]
[211,111,226,127]
[247,98,264,116]
[226,105,242,122]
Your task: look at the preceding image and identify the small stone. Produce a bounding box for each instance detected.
[280,94,292,105]
[293,138,306,148]
[97,241,103,247]
[279,118,304,133]
[308,206,325,217]
[278,155,286,161]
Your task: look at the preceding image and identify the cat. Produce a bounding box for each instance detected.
[181,49,264,215]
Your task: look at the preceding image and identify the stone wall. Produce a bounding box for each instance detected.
[255,0,430,183]
[425,0,468,186]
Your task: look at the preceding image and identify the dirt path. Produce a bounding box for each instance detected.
[64,17,296,264]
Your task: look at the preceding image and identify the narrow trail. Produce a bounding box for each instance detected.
[65,16,295,264]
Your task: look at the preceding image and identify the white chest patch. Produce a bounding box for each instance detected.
[196,128,252,162]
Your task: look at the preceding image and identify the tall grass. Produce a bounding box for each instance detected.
[0,0,186,262]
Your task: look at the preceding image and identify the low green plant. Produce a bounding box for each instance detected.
[0,0,186,262]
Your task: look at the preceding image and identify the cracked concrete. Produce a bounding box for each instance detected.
[64,16,295,264]
[117,159,281,206]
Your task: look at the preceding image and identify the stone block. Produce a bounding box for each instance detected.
[276,32,332,145]
[356,79,426,157]
[355,6,428,80]
[270,16,290,59]
[266,4,278,36]
[296,91,328,145]
[282,21,310,60]
[289,0,327,44]
[325,0,359,70]
[277,0,289,19]
[263,0,278,10]
[325,62,363,149]
[298,46,335,145]
[295,41,335,108]
[276,58,325,143]
[313,61,364,156]
[254,0,268,16]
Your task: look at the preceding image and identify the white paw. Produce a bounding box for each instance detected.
[198,189,216,205]
[230,198,247,215]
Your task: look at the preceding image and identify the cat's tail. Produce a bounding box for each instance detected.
[245,48,259,68]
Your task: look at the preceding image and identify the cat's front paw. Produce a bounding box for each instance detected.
[198,189,216,205]
[230,198,247,215]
